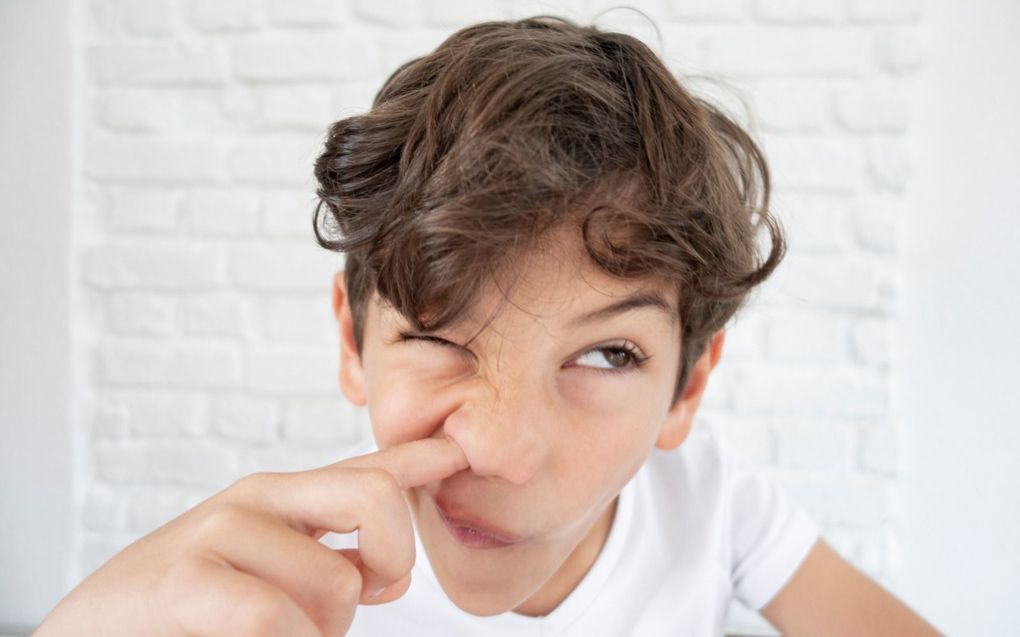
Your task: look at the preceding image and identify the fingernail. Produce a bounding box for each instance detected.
[367,586,385,600]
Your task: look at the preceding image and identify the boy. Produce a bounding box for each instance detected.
[36,14,941,637]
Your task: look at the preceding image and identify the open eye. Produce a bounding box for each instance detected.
[573,342,649,375]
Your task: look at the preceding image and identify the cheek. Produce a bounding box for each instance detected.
[561,374,662,432]
[365,370,449,448]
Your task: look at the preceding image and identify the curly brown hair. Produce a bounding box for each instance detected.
[312,14,786,408]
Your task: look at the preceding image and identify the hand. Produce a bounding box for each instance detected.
[33,436,469,637]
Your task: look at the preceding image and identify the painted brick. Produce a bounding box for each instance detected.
[176,292,252,339]
[730,364,888,417]
[282,397,366,444]
[125,488,198,533]
[121,0,178,36]
[84,242,223,289]
[88,44,225,85]
[107,292,175,337]
[267,0,344,26]
[860,423,900,476]
[426,0,508,27]
[718,311,766,361]
[774,419,856,470]
[682,78,755,132]
[759,134,867,192]
[851,195,899,253]
[866,137,912,193]
[95,440,239,488]
[99,89,177,131]
[182,188,259,237]
[223,139,318,186]
[352,0,425,26]
[752,0,843,24]
[235,440,362,475]
[252,86,339,130]
[666,0,748,22]
[105,186,179,233]
[97,340,243,388]
[759,253,882,311]
[109,389,204,437]
[703,414,776,465]
[264,295,335,343]
[851,316,891,367]
[874,29,924,75]
[227,243,337,291]
[230,35,380,81]
[657,24,706,70]
[86,138,221,182]
[834,81,912,133]
[261,189,320,238]
[83,484,124,531]
[848,0,922,24]
[244,347,339,394]
[762,309,848,363]
[699,368,733,411]
[703,28,870,77]
[189,0,261,32]
[90,399,130,440]
[741,79,830,134]
[774,471,891,528]
[83,0,116,38]
[210,395,280,442]
[771,192,852,252]
[378,31,451,76]
[334,77,383,114]
[855,526,892,578]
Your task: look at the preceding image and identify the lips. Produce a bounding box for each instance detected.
[432,495,523,546]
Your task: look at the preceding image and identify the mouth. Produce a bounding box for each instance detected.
[432,495,523,549]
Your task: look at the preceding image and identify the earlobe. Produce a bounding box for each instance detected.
[333,270,368,406]
[655,404,691,451]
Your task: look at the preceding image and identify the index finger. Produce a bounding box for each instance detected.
[333,436,469,490]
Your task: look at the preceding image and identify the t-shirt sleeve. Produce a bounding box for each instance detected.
[722,433,822,611]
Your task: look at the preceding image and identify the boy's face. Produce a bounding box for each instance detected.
[331,227,725,617]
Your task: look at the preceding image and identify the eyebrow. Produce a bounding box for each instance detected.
[567,290,677,328]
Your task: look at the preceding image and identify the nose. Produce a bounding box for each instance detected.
[439,376,547,486]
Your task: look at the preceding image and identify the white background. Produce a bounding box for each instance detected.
[1,0,1018,635]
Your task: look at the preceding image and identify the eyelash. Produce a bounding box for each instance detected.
[397,332,650,375]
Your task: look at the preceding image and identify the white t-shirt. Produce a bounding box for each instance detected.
[322,426,820,636]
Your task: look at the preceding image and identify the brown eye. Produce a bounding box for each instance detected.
[574,342,649,375]
[602,348,633,368]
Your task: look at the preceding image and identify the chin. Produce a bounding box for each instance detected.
[421,530,525,604]
[415,508,543,617]
[443,586,520,617]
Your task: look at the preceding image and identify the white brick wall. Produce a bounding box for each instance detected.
[69,1,924,635]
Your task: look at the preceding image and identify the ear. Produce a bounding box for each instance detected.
[655,329,726,451]
[332,270,367,406]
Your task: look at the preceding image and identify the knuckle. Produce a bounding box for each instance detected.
[193,503,249,544]
[358,467,402,501]
[232,471,272,496]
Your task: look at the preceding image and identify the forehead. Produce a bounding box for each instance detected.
[376,224,679,333]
